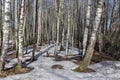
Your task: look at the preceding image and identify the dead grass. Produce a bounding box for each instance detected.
[1,49,34,78]
[72,60,82,65]
[73,67,95,73]
[0,67,33,78]
[52,55,82,61]
[3,47,117,77]
[52,64,63,69]
[7,53,16,59]
[60,46,66,51]
[91,51,116,64]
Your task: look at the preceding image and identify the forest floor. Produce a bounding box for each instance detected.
[0,44,120,80]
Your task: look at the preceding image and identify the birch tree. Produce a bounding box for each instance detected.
[36,0,42,50]
[119,0,120,18]
[65,0,71,58]
[0,0,4,54]
[78,0,104,70]
[31,0,38,61]
[71,0,78,51]
[17,0,24,68]
[52,0,55,43]
[15,0,19,58]
[11,0,15,49]
[0,0,2,51]
[61,0,65,49]
[45,0,49,56]
[54,0,63,56]
[0,0,11,71]
[82,0,92,56]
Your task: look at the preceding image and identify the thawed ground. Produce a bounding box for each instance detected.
[0,44,120,80]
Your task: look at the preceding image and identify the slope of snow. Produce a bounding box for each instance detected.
[0,45,120,80]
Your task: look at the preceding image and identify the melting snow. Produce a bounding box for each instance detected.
[0,44,120,80]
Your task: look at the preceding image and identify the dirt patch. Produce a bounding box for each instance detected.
[52,55,82,61]
[0,67,33,78]
[43,55,65,61]
[52,64,63,69]
[72,67,95,73]
[43,55,54,57]
[73,51,116,65]
[53,55,65,61]
[7,53,16,59]
[60,46,66,51]
[72,60,82,65]
[92,52,116,64]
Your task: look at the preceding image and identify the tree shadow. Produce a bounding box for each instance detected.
[25,45,55,66]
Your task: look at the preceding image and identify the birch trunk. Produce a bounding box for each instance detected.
[0,0,11,71]
[0,0,4,55]
[52,0,56,43]
[82,0,92,56]
[61,28,65,48]
[45,0,49,56]
[54,0,59,56]
[31,0,37,61]
[72,0,78,51]
[23,1,27,46]
[17,0,24,68]
[0,0,2,51]
[61,0,64,49]
[82,0,104,68]
[54,0,63,56]
[65,0,71,57]
[15,0,19,58]
[119,1,120,18]
[11,0,15,49]
[98,17,104,52]
[98,25,103,52]
[36,0,42,50]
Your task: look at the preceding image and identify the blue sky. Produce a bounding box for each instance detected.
[107,0,114,29]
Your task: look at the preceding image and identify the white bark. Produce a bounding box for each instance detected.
[72,0,78,51]
[83,0,104,67]
[62,28,64,47]
[11,0,15,48]
[36,0,42,50]
[54,0,59,56]
[31,0,37,61]
[54,0,64,56]
[61,0,65,48]
[82,0,92,56]
[0,0,2,49]
[65,0,71,57]
[15,0,19,57]
[18,0,24,66]
[0,0,4,50]
[0,0,11,70]
[52,0,55,43]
